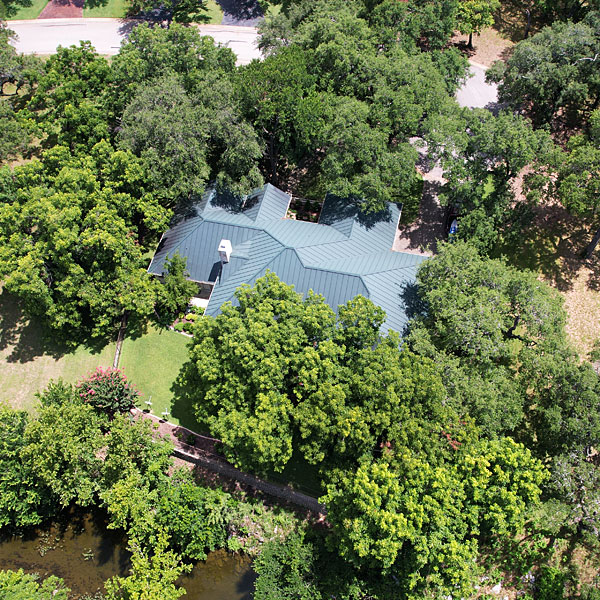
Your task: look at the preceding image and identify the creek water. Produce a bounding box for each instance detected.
[0,512,255,599]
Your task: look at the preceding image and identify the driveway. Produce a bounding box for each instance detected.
[7,19,261,64]
[456,61,498,109]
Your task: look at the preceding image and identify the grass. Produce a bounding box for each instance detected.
[83,0,222,20]
[0,291,115,413]
[5,0,47,20]
[202,0,223,24]
[119,325,194,426]
[83,0,128,18]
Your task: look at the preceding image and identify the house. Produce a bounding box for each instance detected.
[148,184,427,334]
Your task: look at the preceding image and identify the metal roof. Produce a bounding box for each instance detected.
[149,183,427,334]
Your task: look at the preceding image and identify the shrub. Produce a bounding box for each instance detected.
[184,313,198,322]
[76,367,139,417]
[173,322,185,332]
[536,566,566,600]
[182,322,193,333]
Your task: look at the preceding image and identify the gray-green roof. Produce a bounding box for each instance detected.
[148,184,427,334]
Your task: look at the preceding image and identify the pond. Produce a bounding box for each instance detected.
[0,512,255,599]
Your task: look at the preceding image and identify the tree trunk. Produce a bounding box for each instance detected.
[467,32,473,50]
[585,225,600,258]
[524,8,531,39]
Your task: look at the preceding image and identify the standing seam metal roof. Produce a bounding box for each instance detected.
[149,184,427,333]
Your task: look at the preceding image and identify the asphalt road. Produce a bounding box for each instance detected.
[7,19,262,64]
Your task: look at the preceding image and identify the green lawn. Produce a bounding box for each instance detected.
[6,0,47,20]
[83,0,128,18]
[0,291,116,413]
[119,325,199,427]
[203,0,223,24]
[82,0,223,20]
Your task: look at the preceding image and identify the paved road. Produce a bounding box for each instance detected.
[8,19,262,64]
[456,61,498,109]
[8,20,496,104]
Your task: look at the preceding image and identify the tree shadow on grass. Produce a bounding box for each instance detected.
[169,359,207,432]
[0,291,113,364]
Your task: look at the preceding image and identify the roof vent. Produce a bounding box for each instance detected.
[218,239,232,263]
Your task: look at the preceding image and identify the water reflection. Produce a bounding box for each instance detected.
[0,512,255,599]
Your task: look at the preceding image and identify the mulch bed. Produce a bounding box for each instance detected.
[38,0,84,19]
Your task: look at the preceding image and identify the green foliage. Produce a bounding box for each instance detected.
[76,367,140,417]
[0,141,166,340]
[26,42,111,153]
[433,109,553,252]
[0,406,53,529]
[127,0,210,24]
[536,566,567,600]
[408,241,566,436]
[21,398,103,508]
[0,569,69,600]
[119,74,210,204]
[368,0,460,52]
[156,253,198,322]
[487,14,600,127]
[155,469,229,560]
[456,0,500,47]
[109,23,236,118]
[323,436,546,599]
[0,100,29,163]
[254,530,321,600]
[104,529,190,600]
[185,271,452,474]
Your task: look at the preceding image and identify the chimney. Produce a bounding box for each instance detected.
[218,239,232,263]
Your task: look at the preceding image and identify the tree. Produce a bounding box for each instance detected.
[26,42,111,153]
[21,399,103,507]
[76,367,140,417]
[526,110,600,256]
[456,0,500,49]
[253,530,321,600]
[0,143,165,340]
[104,529,190,600]
[127,0,210,25]
[193,73,263,197]
[548,452,600,537]
[319,95,423,213]
[0,570,69,600]
[108,23,236,119]
[119,74,209,204]
[0,100,29,163]
[486,14,600,128]
[322,437,546,599]
[1,25,43,97]
[369,0,460,52]
[407,241,566,435]
[238,45,322,185]
[526,355,600,457]
[155,253,198,322]
[155,469,229,561]
[432,109,553,251]
[0,406,53,529]
[182,272,453,475]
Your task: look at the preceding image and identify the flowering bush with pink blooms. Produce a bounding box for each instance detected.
[76,367,140,416]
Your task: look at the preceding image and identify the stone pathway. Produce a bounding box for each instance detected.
[132,408,327,515]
